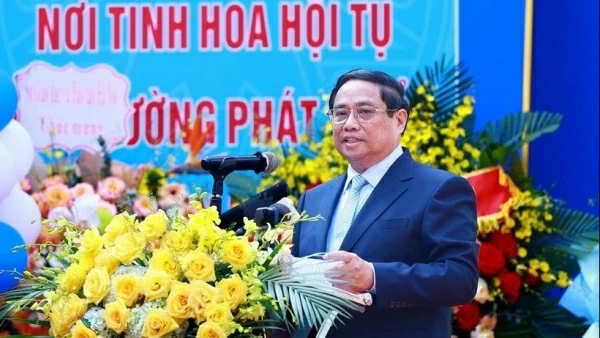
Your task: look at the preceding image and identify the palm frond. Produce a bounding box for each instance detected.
[528,297,589,337]
[538,207,600,259]
[481,111,562,149]
[406,55,475,124]
[260,254,365,332]
[0,283,55,326]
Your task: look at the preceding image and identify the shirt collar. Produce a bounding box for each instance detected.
[344,145,404,191]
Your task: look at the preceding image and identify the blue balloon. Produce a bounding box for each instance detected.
[0,70,18,130]
[0,222,28,293]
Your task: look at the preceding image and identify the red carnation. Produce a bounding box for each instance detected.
[455,302,481,331]
[499,271,522,304]
[489,231,518,259]
[478,243,506,276]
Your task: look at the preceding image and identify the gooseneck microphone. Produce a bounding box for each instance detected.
[220,180,291,230]
[201,152,280,174]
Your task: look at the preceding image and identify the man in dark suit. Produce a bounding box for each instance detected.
[291,69,479,337]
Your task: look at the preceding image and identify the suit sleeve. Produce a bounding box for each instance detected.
[371,175,479,309]
[291,193,306,257]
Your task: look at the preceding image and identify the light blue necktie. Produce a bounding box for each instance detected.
[328,175,368,251]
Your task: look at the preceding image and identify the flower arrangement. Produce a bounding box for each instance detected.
[0,136,200,335]
[0,191,367,338]
[256,57,599,337]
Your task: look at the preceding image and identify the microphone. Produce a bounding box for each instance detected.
[220,180,291,230]
[254,197,300,227]
[201,152,280,174]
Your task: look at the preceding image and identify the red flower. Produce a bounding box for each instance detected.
[478,243,506,276]
[489,231,518,259]
[499,271,522,304]
[305,180,322,191]
[455,302,481,331]
[524,273,541,287]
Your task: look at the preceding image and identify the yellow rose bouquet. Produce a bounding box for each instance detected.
[0,192,365,338]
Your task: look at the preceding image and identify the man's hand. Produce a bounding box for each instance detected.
[323,251,374,293]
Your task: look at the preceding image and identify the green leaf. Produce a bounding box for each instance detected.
[539,207,599,258]
[481,111,562,149]
[406,54,475,124]
[260,254,365,331]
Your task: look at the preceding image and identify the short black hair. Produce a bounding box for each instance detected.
[328,68,411,117]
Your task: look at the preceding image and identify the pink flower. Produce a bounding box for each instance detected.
[20,179,32,193]
[70,183,95,199]
[97,200,117,216]
[97,177,126,201]
[44,184,71,209]
[42,175,65,188]
[133,195,157,217]
[158,183,189,209]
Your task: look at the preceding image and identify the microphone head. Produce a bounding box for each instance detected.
[261,152,280,173]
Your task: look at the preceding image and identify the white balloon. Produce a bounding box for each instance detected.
[0,184,42,244]
[0,141,14,200]
[0,120,34,182]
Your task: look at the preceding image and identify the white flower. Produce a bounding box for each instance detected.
[47,206,74,228]
[474,278,490,304]
[71,194,102,228]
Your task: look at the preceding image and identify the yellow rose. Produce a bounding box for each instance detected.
[188,280,220,320]
[104,300,130,334]
[142,269,172,301]
[112,232,146,264]
[83,267,111,305]
[103,212,137,244]
[141,309,179,338]
[58,263,87,293]
[79,227,102,256]
[149,249,180,279]
[220,239,256,270]
[166,282,194,319]
[196,320,226,338]
[77,252,96,271]
[71,320,97,338]
[162,230,193,253]
[113,274,142,306]
[94,249,120,275]
[204,302,233,327]
[48,294,87,337]
[139,209,168,240]
[49,311,69,337]
[181,250,216,282]
[217,274,248,310]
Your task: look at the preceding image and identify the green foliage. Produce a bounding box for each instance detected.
[406,54,476,127]
[534,207,600,259]
[480,111,562,149]
[259,254,364,333]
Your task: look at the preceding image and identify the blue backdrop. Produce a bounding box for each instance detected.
[529,0,599,216]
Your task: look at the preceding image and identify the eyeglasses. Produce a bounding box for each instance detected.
[327,107,398,125]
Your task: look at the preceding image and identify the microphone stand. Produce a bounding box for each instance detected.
[207,158,237,215]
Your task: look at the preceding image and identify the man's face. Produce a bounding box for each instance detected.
[331,80,406,173]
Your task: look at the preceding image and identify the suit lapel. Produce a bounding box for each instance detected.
[340,151,415,252]
[313,175,346,253]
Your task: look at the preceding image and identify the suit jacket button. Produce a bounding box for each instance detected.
[390,301,395,308]
[402,302,408,308]
[395,301,401,308]
[408,302,414,307]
